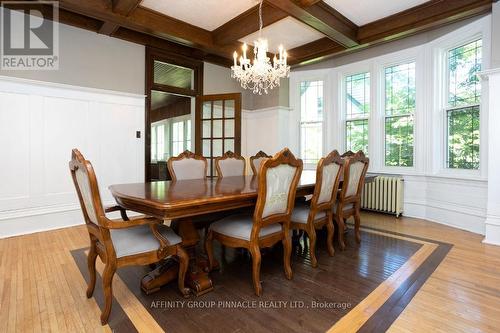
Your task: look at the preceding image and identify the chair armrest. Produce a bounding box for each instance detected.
[105,216,162,229]
[105,205,129,221]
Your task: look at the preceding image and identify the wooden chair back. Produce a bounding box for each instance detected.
[252,148,303,237]
[69,149,106,230]
[69,149,117,256]
[167,150,208,181]
[341,150,355,158]
[250,150,271,176]
[215,151,246,177]
[339,151,370,203]
[310,150,344,212]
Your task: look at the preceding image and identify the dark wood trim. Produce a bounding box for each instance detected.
[98,21,119,35]
[145,47,204,182]
[15,0,492,72]
[212,3,288,45]
[59,0,214,48]
[292,0,492,66]
[357,0,492,45]
[112,0,141,16]
[266,0,359,48]
[294,0,322,7]
[288,37,345,65]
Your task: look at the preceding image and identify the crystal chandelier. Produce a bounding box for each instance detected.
[231,0,290,95]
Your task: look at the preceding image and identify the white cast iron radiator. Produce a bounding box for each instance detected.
[361,176,404,217]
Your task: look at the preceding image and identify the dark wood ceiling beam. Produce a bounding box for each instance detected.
[111,28,233,67]
[98,21,119,35]
[292,0,493,67]
[58,0,214,49]
[112,0,141,16]
[287,37,345,65]
[213,3,288,45]
[293,0,322,7]
[266,0,359,48]
[357,0,493,45]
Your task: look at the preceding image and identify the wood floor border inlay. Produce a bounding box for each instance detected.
[70,225,452,333]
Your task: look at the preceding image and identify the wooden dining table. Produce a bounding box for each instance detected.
[109,170,375,296]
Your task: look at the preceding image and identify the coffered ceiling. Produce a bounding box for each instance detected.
[7,0,493,68]
[324,0,430,25]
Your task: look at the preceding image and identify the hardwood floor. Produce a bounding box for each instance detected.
[0,212,499,332]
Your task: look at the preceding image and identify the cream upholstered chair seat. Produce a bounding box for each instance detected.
[209,214,282,241]
[291,205,326,224]
[110,224,182,258]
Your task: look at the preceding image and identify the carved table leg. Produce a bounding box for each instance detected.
[178,219,214,296]
[140,218,215,296]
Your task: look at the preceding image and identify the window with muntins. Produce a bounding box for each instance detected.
[345,72,370,155]
[446,39,481,170]
[384,62,415,167]
[300,80,324,166]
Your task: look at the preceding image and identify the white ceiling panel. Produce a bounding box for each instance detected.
[324,0,429,26]
[239,17,324,54]
[140,0,258,31]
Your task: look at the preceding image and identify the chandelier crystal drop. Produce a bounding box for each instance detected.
[231,0,290,95]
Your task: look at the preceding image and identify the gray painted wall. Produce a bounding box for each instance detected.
[294,15,488,72]
[0,12,145,95]
[203,62,253,109]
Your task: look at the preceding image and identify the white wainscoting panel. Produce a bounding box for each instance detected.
[0,76,145,238]
[403,175,488,235]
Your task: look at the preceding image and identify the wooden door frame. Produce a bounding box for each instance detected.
[145,46,204,181]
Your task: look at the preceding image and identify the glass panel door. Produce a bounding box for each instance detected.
[196,94,241,177]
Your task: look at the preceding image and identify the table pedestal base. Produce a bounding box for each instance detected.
[140,218,214,296]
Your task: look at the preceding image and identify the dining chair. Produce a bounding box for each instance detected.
[167,150,207,180]
[69,149,189,325]
[334,150,369,250]
[205,148,303,296]
[249,150,272,176]
[290,150,343,267]
[215,151,246,177]
[341,150,355,158]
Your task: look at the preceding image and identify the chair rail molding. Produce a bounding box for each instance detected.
[0,76,145,238]
[479,68,500,245]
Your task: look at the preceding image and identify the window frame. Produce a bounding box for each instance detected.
[429,19,489,180]
[444,37,483,171]
[381,59,417,170]
[298,79,326,169]
[343,71,371,155]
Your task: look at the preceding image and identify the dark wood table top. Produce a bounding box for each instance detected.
[109,171,376,220]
